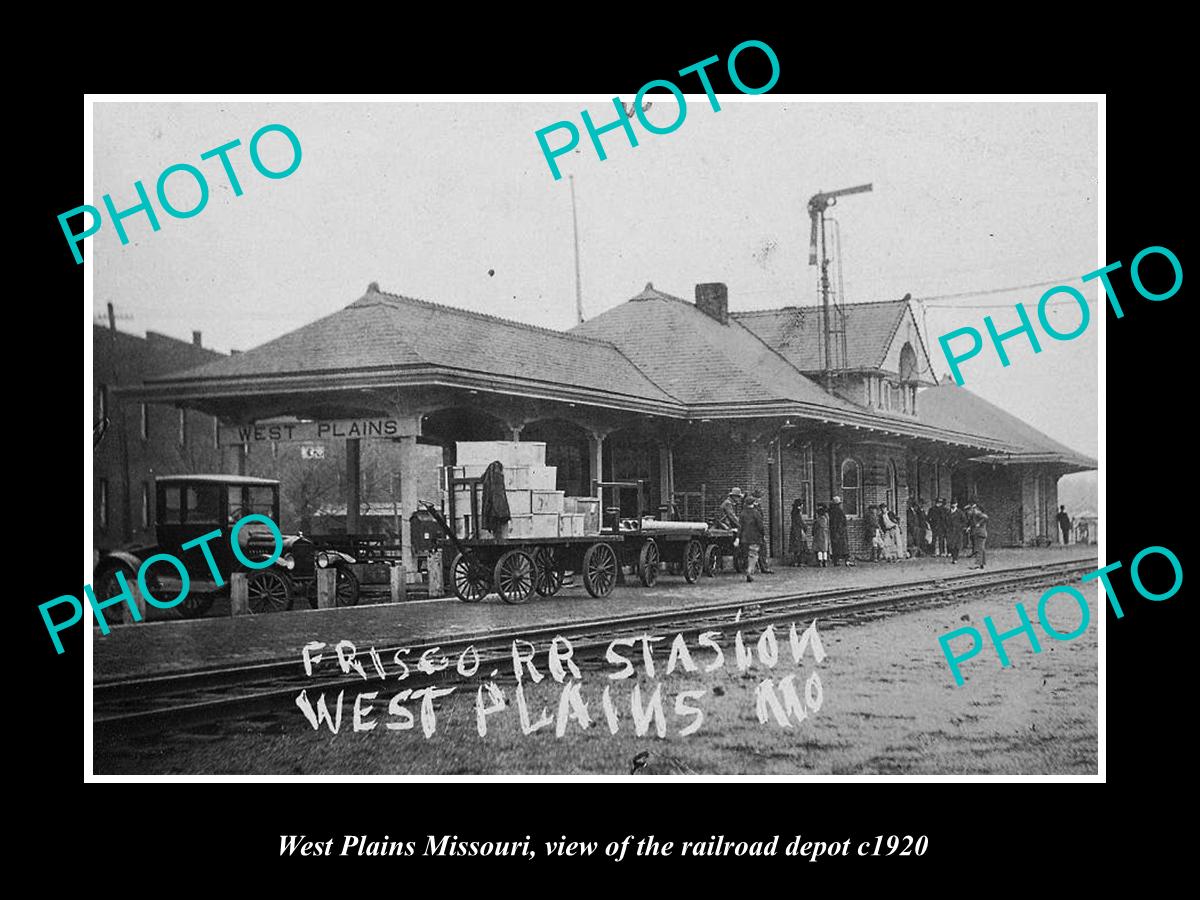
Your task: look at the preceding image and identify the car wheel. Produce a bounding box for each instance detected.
[335,567,360,607]
[94,562,137,626]
[247,570,292,614]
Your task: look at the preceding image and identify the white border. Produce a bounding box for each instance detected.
[83,92,1105,783]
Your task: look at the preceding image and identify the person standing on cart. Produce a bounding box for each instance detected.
[715,487,743,530]
[739,489,766,583]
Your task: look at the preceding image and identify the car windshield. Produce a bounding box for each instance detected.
[227,484,276,524]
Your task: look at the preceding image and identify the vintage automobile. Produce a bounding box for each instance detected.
[92,474,359,619]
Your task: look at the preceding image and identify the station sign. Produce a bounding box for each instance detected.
[219,417,417,446]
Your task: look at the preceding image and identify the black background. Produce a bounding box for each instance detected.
[21,26,1186,885]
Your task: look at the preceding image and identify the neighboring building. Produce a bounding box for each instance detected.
[93,325,228,550]
[127,282,1098,569]
[1073,510,1098,545]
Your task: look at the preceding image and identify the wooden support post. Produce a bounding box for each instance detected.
[316,568,337,609]
[390,564,407,603]
[427,550,444,597]
[346,437,361,535]
[589,431,605,503]
[230,572,249,616]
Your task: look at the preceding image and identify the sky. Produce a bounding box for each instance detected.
[92,99,1098,460]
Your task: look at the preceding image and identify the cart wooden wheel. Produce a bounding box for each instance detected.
[683,539,703,584]
[247,570,292,614]
[533,546,563,597]
[452,552,490,603]
[638,539,660,587]
[334,567,360,607]
[703,543,723,577]
[495,549,536,604]
[582,542,617,598]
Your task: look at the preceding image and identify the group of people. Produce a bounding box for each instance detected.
[787,496,853,569]
[897,497,990,567]
[713,485,993,574]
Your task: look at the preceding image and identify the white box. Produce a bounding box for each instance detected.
[456,441,547,467]
[531,513,560,537]
[527,465,558,490]
[558,513,586,536]
[505,514,535,538]
[531,490,564,514]
[507,489,532,515]
[505,466,532,489]
[565,497,600,534]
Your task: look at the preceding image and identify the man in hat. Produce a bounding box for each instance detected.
[946,500,966,564]
[1057,505,1072,545]
[739,489,766,583]
[829,495,852,566]
[970,503,990,569]
[714,487,743,531]
[930,498,948,557]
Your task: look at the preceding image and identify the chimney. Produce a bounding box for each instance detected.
[192,330,202,347]
[695,283,729,325]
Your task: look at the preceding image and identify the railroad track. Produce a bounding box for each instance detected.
[93,558,1097,738]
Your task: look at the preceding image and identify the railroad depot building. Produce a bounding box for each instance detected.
[119,282,1096,570]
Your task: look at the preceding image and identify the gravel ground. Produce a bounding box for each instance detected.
[94,583,1098,776]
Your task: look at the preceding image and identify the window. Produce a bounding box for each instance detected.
[889,382,902,411]
[887,460,898,513]
[212,417,220,450]
[840,458,861,516]
[141,482,151,529]
[98,478,109,529]
[247,485,276,517]
[795,442,814,517]
[97,385,108,422]
[140,403,149,441]
[179,408,187,445]
[899,342,918,381]
[162,485,183,523]
[187,485,221,523]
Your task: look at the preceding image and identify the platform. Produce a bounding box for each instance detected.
[91,546,1098,682]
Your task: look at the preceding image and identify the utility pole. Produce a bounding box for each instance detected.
[108,302,133,541]
[570,174,585,324]
[807,183,872,391]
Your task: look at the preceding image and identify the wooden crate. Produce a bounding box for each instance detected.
[531,490,564,514]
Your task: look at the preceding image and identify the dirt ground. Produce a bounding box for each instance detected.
[95,585,1098,776]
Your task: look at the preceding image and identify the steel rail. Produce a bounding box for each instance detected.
[92,558,1096,738]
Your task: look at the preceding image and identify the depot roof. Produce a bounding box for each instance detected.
[917,382,1097,471]
[142,284,679,414]
[132,282,1093,467]
[571,283,866,414]
[734,299,927,375]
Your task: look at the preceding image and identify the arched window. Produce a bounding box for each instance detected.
[840,458,861,516]
[887,460,898,513]
[899,342,918,382]
[792,441,815,517]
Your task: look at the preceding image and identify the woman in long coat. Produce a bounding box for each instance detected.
[829,496,851,565]
[812,504,831,567]
[788,499,810,566]
[879,503,902,561]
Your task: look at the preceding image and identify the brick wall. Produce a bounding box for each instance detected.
[675,428,929,560]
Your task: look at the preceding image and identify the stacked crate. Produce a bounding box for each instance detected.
[446,442,563,539]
